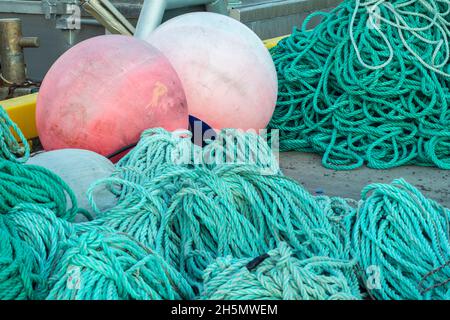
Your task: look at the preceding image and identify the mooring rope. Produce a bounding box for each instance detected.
[87,128,357,293]
[269,0,450,169]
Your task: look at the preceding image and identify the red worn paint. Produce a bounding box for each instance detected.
[36,35,188,160]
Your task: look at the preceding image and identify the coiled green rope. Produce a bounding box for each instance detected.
[0,204,195,300]
[269,0,450,169]
[200,242,360,300]
[0,161,79,220]
[89,129,358,292]
[350,178,450,300]
[47,229,195,300]
[0,203,72,300]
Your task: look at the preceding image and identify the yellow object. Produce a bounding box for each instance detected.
[264,35,288,49]
[1,93,38,139]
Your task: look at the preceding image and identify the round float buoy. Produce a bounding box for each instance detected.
[36,35,188,160]
[145,12,278,131]
[27,149,117,222]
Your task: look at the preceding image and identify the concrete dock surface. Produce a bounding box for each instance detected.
[280,152,450,207]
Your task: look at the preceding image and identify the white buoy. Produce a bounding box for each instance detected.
[145,12,278,131]
[27,149,117,222]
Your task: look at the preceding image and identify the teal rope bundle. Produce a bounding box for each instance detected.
[0,203,195,300]
[269,0,450,169]
[0,160,79,221]
[200,242,360,300]
[0,106,29,163]
[47,229,195,300]
[89,129,357,292]
[0,204,73,300]
[351,178,450,300]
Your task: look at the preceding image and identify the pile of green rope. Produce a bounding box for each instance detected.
[0,203,194,300]
[269,0,450,169]
[89,129,358,293]
[2,106,450,300]
[350,178,450,300]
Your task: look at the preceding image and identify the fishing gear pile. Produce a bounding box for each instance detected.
[270,0,450,169]
[1,106,450,299]
[90,129,358,293]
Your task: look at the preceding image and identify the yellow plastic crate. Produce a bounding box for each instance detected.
[1,93,38,140]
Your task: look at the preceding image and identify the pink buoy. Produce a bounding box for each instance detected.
[145,12,278,131]
[36,35,188,159]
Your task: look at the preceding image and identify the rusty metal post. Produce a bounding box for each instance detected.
[0,18,39,86]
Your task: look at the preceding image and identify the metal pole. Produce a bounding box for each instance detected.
[0,18,39,85]
[134,0,167,39]
[81,0,135,35]
[135,0,228,39]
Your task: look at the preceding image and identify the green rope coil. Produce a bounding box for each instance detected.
[269,0,450,170]
[0,106,82,221]
[47,229,195,300]
[350,178,450,300]
[0,204,195,300]
[200,242,361,300]
[0,161,80,221]
[89,129,357,292]
[0,204,72,300]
